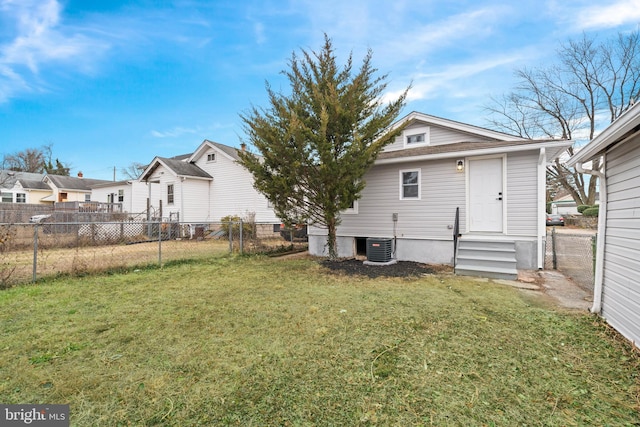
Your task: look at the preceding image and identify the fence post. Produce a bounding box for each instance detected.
[158,220,162,267]
[228,221,233,253]
[239,219,243,255]
[552,226,557,270]
[33,224,38,283]
[592,233,597,276]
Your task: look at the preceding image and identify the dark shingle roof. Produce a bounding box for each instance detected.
[203,140,242,161]
[45,175,112,191]
[17,179,50,190]
[157,157,212,179]
[0,170,45,188]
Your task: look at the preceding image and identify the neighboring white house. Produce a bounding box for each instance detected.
[308,112,573,279]
[567,102,640,350]
[91,179,160,217]
[138,140,280,224]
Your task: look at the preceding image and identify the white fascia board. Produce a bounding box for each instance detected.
[189,140,237,163]
[391,111,527,141]
[374,140,572,165]
[177,175,213,181]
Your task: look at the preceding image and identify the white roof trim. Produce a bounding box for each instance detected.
[375,140,572,165]
[390,111,527,142]
[188,140,237,163]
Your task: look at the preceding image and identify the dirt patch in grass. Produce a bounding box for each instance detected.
[320,258,452,278]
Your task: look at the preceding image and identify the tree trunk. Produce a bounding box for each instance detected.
[326,217,338,260]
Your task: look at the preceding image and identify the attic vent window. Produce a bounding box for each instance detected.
[406,133,425,144]
[207,153,216,162]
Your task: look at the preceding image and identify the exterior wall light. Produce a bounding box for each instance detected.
[456,159,465,172]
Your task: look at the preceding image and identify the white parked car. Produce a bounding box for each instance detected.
[29,214,51,223]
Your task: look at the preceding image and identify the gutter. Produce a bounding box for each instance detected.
[374,140,572,166]
[574,159,607,314]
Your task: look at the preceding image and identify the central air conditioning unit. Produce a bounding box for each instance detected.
[366,238,393,263]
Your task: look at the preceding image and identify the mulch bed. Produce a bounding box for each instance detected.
[320,258,452,279]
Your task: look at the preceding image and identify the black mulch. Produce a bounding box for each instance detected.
[320,258,451,279]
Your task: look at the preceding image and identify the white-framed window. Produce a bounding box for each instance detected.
[118,189,124,202]
[1,192,12,203]
[16,193,26,203]
[167,184,174,204]
[343,200,358,214]
[399,169,421,200]
[84,194,91,202]
[404,126,430,147]
[207,153,216,162]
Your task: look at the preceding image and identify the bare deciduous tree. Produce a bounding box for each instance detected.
[486,31,640,206]
[121,162,146,180]
[2,144,71,176]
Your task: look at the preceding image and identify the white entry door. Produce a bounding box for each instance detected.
[469,157,504,232]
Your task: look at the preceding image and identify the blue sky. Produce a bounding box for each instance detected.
[1,0,639,181]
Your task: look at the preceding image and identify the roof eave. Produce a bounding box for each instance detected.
[375,140,572,165]
[391,111,528,142]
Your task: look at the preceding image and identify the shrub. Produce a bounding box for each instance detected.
[577,205,591,214]
[220,215,255,239]
[583,206,599,217]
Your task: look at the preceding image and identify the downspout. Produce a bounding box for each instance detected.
[180,176,186,222]
[537,148,546,270]
[575,158,606,314]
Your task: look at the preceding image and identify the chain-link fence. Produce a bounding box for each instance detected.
[0,220,307,287]
[545,228,596,292]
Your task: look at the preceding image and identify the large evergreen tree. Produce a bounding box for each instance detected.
[238,35,408,259]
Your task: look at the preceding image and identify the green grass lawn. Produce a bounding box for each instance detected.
[0,256,638,426]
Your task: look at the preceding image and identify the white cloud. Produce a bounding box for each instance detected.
[0,0,110,102]
[150,127,198,138]
[381,52,525,105]
[254,22,266,44]
[573,0,640,30]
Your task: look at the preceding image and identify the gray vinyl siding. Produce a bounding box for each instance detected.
[506,151,538,236]
[601,140,640,345]
[334,158,466,239]
[385,124,496,151]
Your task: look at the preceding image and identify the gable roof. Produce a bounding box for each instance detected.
[0,170,45,188]
[375,139,573,165]
[189,139,243,163]
[138,156,212,182]
[45,175,111,192]
[567,102,640,166]
[17,179,50,190]
[390,111,528,142]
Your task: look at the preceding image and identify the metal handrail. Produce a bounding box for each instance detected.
[453,207,461,268]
